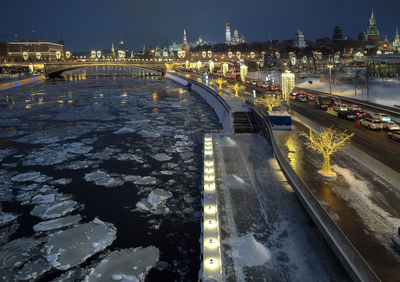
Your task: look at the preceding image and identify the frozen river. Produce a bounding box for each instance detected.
[0,66,221,281]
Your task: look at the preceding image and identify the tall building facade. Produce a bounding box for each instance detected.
[293,30,307,48]
[182,29,190,59]
[225,21,231,44]
[367,9,380,45]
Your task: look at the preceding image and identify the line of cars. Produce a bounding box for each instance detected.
[292,90,400,142]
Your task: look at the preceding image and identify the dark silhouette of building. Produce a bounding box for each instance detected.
[332,26,343,40]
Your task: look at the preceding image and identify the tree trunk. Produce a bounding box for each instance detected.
[322,153,331,173]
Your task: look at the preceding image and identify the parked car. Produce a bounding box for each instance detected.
[372,113,391,121]
[348,104,362,111]
[360,118,384,130]
[296,95,307,102]
[388,131,400,141]
[382,121,400,131]
[337,110,357,120]
[314,101,328,110]
[334,104,348,112]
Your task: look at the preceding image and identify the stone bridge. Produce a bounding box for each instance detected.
[43,62,166,79]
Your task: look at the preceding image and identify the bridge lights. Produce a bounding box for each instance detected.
[23,52,29,61]
[65,51,71,59]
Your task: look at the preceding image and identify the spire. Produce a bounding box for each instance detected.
[370,8,374,20]
[142,45,146,56]
[393,26,400,47]
[183,29,187,44]
[111,43,116,59]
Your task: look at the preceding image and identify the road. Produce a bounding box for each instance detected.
[289,100,400,173]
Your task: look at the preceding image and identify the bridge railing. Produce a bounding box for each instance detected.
[245,100,380,282]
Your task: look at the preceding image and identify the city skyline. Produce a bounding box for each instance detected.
[1,0,400,51]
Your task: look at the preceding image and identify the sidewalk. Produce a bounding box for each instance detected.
[214,133,348,281]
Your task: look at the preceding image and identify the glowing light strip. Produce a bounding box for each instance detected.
[202,134,222,281]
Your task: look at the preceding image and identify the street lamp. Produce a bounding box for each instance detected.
[327,64,333,95]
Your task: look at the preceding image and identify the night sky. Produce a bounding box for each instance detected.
[1,0,399,51]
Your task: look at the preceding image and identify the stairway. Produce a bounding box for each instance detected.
[233,112,259,133]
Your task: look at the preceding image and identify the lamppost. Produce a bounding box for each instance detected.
[327,64,333,95]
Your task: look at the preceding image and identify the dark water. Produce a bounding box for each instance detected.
[0,66,221,281]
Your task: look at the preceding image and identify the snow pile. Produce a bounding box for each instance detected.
[231,233,271,267]
[85,246,159,281]
[220,136,237,147]
[45,218,116,270]
[332,165,400,242]
[136,189,173,214]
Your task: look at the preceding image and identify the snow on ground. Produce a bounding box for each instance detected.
[297,77,400,107]
[45,219,116,270]
[85,246,159,281]
[332,165,400,243]
[230,233,271,267]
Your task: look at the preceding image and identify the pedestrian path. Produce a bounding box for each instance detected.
[214,133,349,281]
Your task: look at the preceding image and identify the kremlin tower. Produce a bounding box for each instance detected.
[367,9,380,45]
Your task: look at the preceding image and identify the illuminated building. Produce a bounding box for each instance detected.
[293,30,306,48]
[367,9,380,45]
[7,41,64,62]
[225,21,231,44]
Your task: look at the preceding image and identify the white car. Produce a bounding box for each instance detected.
[334,104,348,112]
[360,118,384,130]
[372,113,391,122]
[382,121,400,131]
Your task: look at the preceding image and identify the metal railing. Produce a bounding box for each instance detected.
[246,100,380,282]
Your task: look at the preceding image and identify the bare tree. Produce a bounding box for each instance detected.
[299,127,354,176]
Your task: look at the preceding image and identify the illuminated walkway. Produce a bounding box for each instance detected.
[213,133,349,281]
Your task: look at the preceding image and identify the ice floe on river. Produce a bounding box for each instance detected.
[136,188,173,214]
[31,200,78,220]
[45,218,116,270]
[33,215,82,232]
[85,246,159,281]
